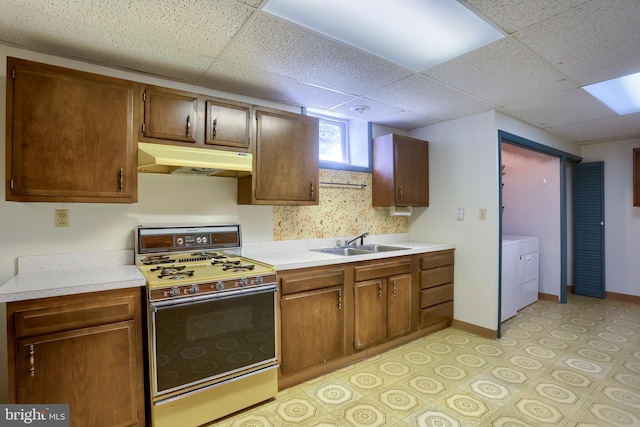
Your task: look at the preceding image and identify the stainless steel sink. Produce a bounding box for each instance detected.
[311,244,408,256]
[311,247,373,256]
[358,244,408,252]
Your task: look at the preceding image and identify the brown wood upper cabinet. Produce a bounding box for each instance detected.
[139,85,252,152]
[238,107,319,205]
[372,133,429,207]
[140,85,199,144]
[634,148,640,207]
[6,57,137,203]
[205,98,251,150]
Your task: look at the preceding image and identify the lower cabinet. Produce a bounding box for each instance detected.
[6,288,146,427]
[419,250,455,329]
[279,266,346,375]
[353,258,413,351]
[278,251,454,389]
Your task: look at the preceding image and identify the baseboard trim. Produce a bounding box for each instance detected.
[451,319,497,339]
[538,293,558,302]
[605,292,640,304]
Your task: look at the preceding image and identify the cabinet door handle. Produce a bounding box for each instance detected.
[337,289,342,310]
[398,186,403,201]
[29,344,35,377]
[378,283,382,300]
[186,115,191,136]
[211,118,217,139]
[310,181,315,200]
[392,283,397,297]
[119,168,124,192]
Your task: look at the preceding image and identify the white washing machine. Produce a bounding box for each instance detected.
[502,235,539,321]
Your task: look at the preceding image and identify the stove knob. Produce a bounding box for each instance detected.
[240,278,248,287]
[255,276,263,284]
[189,284,199,294]
[216,281,225,291]
[169,287,180,297]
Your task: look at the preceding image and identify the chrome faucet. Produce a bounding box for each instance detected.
[346,232,369,246]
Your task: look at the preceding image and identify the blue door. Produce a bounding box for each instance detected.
[573,162,605,298]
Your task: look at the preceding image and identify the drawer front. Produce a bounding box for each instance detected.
[420,283,453,308]
[419,301,453,329]
[420,266,454,289]
[13,292,137,338]
[354,259,411,282]
[420,251,454,270]
[280,268,344,294]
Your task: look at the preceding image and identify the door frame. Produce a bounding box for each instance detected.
[497,131,582,337]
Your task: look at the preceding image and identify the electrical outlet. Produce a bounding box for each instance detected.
[456,208,464,221]
[479,208,487,220]
[283,208,290,222]
[55,209,69,227]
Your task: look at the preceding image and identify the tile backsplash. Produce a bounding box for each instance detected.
[273,169,408,241]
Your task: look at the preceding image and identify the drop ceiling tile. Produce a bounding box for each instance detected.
[377,111,442,131]
[549,115,640,143]
[328,99,404,124]
[217,12,413,95]
[3,0,255,58]
[0,3,214,82]
[364,74,495,121]
[424,37,577,106]
[503,88,615,128]
[515,0,640,85]
[199,60,356,109]
[463,0,590,34]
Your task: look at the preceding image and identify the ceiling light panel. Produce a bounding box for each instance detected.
[263,0,504,72]
[582,72,640,115]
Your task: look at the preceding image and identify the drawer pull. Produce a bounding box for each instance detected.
[29,344,35,377]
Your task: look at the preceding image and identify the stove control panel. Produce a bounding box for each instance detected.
[149,273,277,301]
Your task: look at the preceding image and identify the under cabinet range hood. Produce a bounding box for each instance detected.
[137,142,252,177]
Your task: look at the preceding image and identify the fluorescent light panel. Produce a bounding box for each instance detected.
[582,72,640,115]
[263,0,503,72]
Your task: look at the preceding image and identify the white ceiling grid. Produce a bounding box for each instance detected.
[0,0,638,144]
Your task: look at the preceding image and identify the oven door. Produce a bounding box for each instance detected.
[149,285,277,398]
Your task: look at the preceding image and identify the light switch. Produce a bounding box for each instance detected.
[479,208,487,220]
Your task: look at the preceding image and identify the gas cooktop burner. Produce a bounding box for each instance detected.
[223,264,255,272]
[158,269,195,280]
[141,255,177,265]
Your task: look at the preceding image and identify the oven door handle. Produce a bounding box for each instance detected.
[149,284,278,310]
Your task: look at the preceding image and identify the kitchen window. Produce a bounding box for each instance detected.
[310,112,371,172]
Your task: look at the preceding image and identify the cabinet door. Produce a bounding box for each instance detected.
[394,135,429,206]
[354,279,385,351]
[280,286,345,374]
[248,108,319,204]
[7,58,137,202]
[387,273,413,339]
[141,86,198,143]
[16,321,142,427]
[205,98,251,150]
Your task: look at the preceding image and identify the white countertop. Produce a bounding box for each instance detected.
[1,241,455,302]
[243,240,455,271]
[0,250,145,302]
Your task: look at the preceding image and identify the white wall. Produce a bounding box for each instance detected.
[408,111,581,332]
[580,138,640,296]
[409,111,500,331]
[502,145,561,296]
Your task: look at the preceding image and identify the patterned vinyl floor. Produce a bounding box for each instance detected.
[215,294,640,426]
